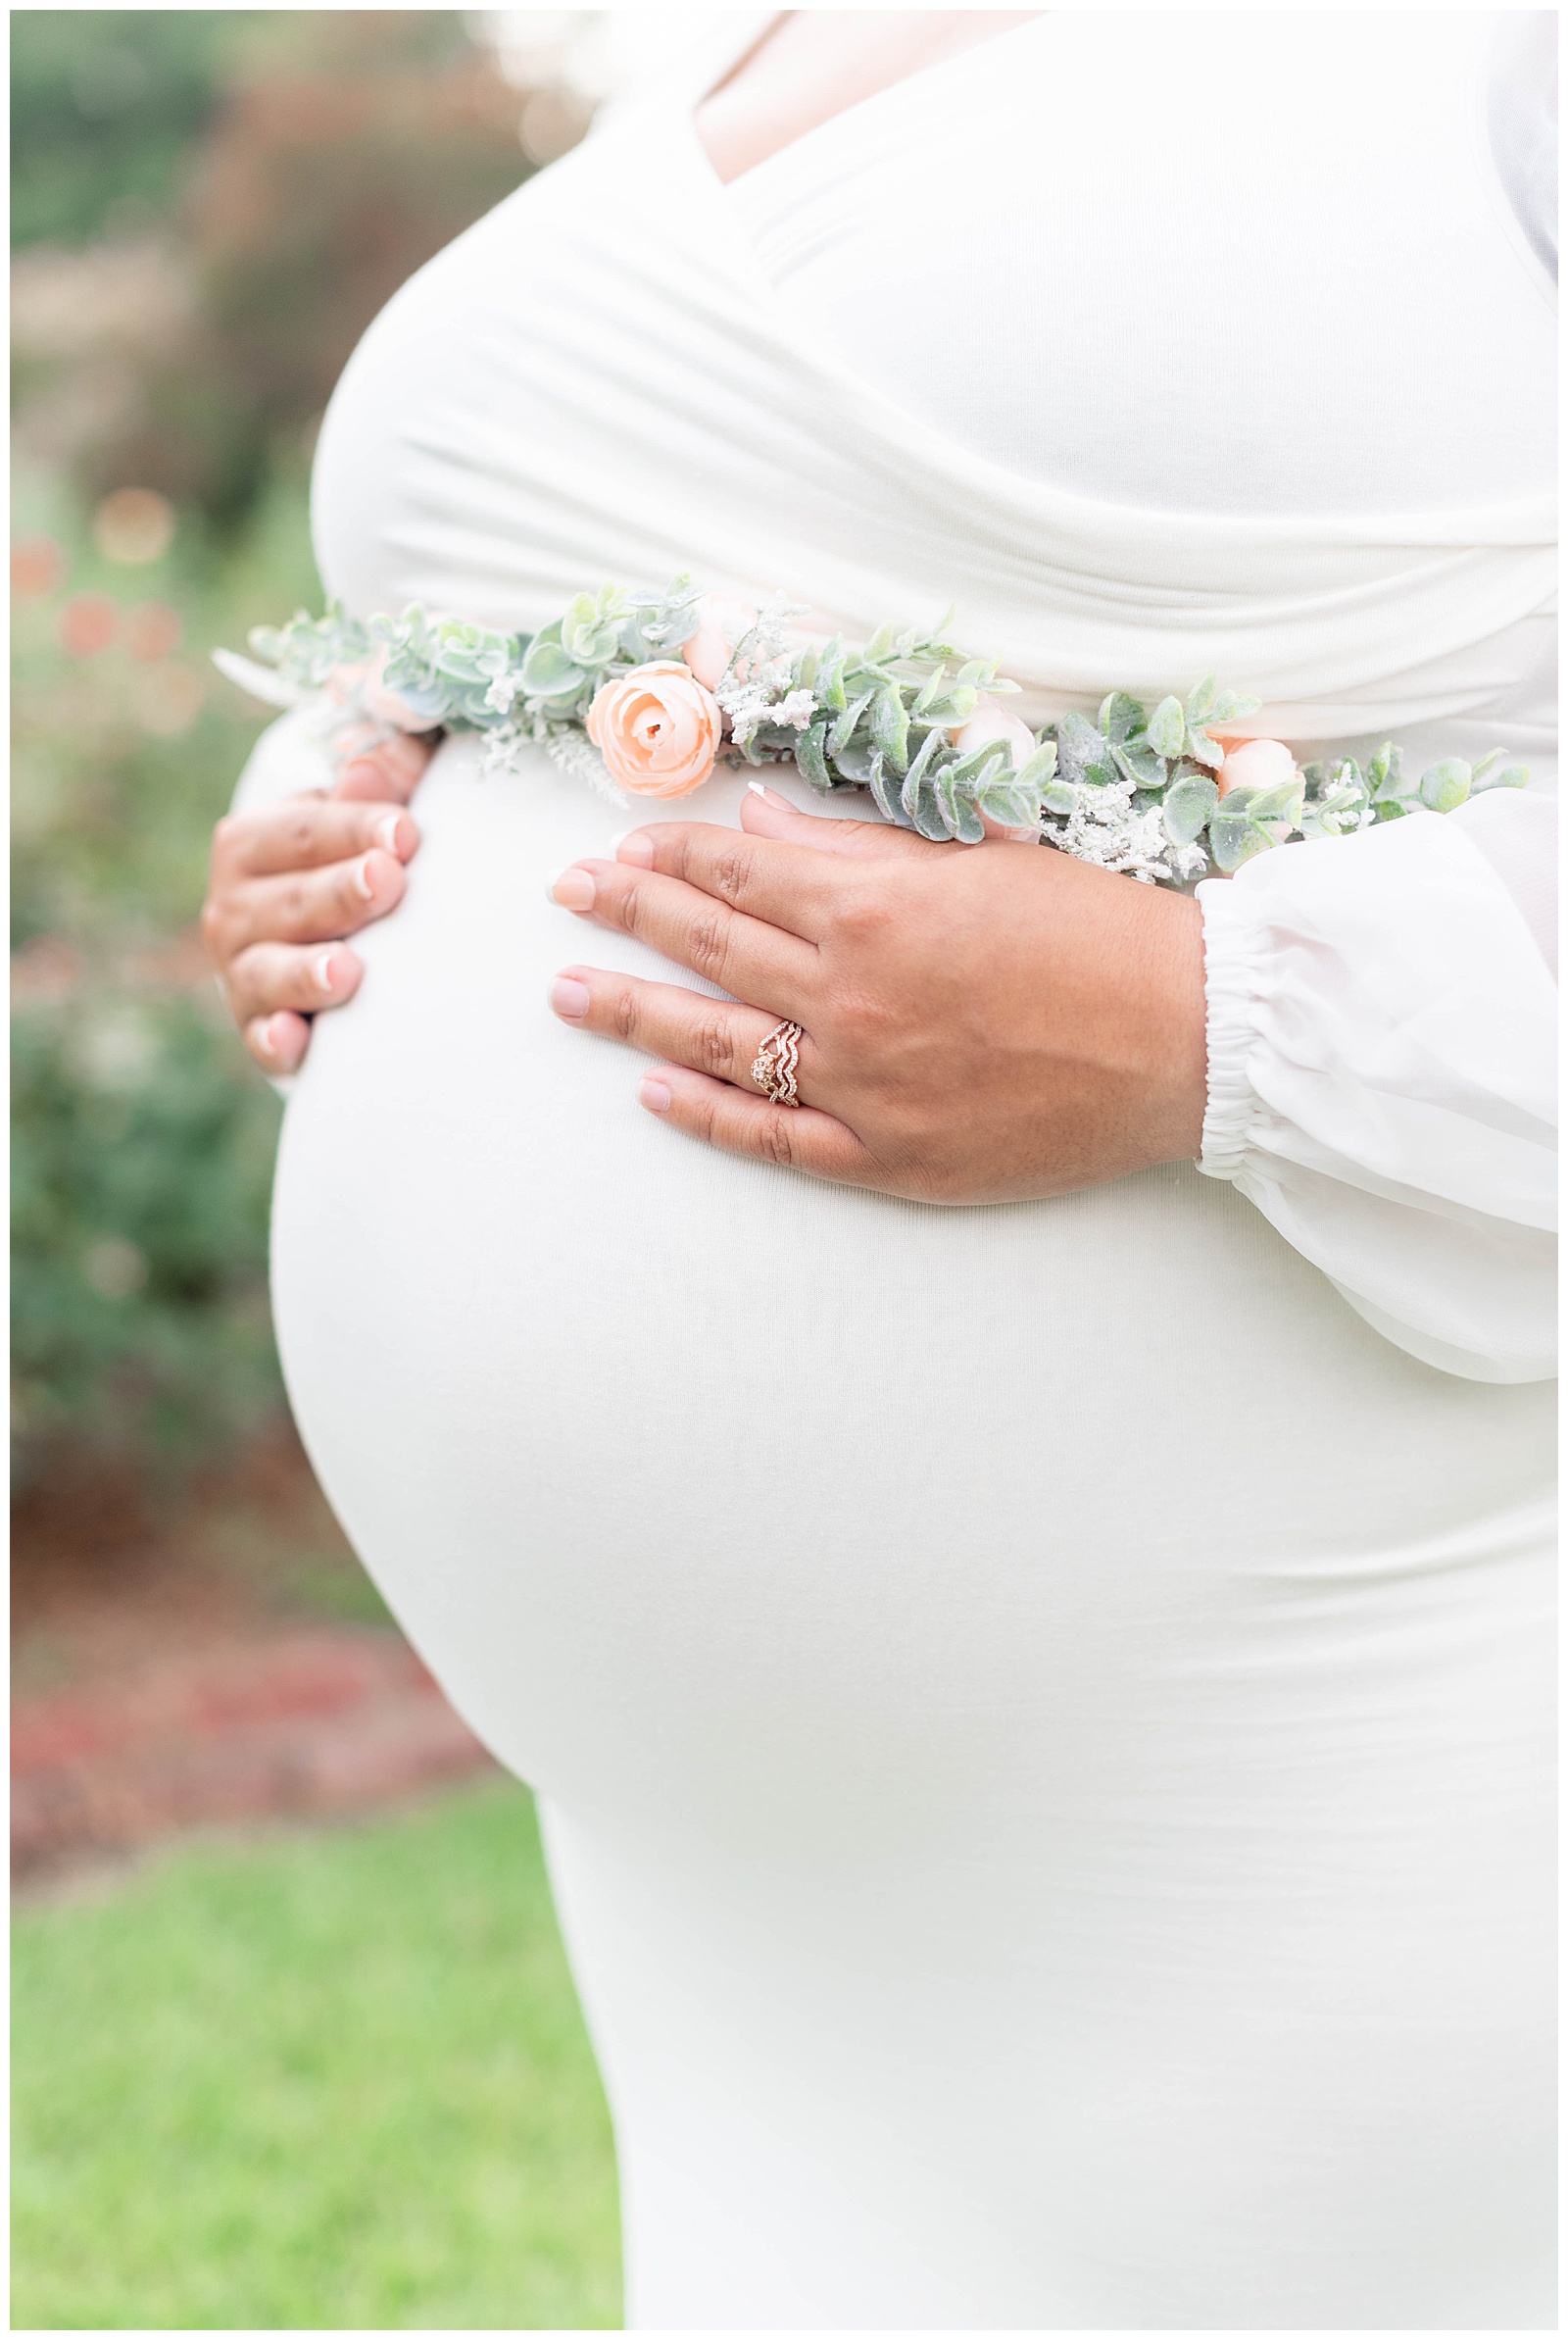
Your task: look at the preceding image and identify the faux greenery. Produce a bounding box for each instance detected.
[237,579,1530,885]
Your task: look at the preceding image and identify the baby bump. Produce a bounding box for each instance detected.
[270,734,1552,1840]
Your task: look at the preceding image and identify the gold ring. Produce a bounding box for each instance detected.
[751,1020,803,1107]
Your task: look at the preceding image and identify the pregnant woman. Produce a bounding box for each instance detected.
[202,12,1556,2327]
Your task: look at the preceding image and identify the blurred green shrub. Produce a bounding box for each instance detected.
[9,9,260,249]
[12,990,283,1479]
[11,469,318,1485]
[14,11,535,530]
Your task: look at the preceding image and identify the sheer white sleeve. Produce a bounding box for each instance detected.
[1196,795,1557,1383]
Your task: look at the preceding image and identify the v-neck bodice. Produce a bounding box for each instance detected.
[312,8,1554,763]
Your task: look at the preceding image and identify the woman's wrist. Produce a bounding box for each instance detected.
[1125,886,1209,1170]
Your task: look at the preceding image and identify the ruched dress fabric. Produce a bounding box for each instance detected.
[237,13,1555,2327]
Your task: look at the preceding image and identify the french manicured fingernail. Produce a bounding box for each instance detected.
[549,974,590,1023]
[353,854,375,901]
[613,829,655,868]
[315,951,338,996]
[547,866,596,911]
[748,781,789,806]
[638,1075,672,1115]
[375,812,404,856]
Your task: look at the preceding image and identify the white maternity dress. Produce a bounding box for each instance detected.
[236,14,1557,2327]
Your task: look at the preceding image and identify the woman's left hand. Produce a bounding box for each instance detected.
[547,786,1208,1203]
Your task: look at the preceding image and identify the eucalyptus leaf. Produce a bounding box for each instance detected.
[1013,738,1058,788]
[1471,758,1530,794]
[902,723,946,793]
[1111,740,1166,790]
[816,653,848,714]
[827,689,876,761]
[1057,711,1118,788]
[1162,773,1219,846]
[1244,780,1304,830]
[1184,674,1219,727]
[1418,758,1471,814]
[871,684,910,773]
[796,721,832,792]
[1210,814,1272,873]
[518,634,588,700]
[832,737,877,784]
[906,774,948,840]
[1371,746,1411,804]
[1145,695,1186,760]
[977,775,1042,828]
[1099,690,1145,743]
[1206,688,1262,724]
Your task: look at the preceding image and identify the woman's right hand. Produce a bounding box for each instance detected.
[203,732,435,1075]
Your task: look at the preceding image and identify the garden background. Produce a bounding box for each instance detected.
[10,13,688,2325]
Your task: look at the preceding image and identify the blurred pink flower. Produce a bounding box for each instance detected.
[681,595,757,692]
[1212,736,1298,799]
[951,697,1037,769]
[328,651,430,733]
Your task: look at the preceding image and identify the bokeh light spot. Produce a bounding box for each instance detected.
[80,1237,150,1302]
[12,536,67,598]
[91,486,176,566]
[58,592,119,655]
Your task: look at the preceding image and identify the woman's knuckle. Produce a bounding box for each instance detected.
[612,984,638,1041]
[687,911,730,979]
[710,848,751,905]
[757,1111,795,1168]
[695,1015,732,1076]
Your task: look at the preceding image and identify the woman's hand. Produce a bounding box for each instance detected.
[203,733,435,1074]
[546,786,1207,1203]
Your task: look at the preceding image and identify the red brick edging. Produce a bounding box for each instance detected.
[12,1628,497,1879]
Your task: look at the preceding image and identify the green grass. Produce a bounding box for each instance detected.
[11,1782,623,2329]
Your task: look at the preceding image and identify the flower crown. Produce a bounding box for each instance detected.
[218,575,1529,887]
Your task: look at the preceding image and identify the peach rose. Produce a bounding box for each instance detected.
[951,697,1038,769]
[1210,735,1298,799]
[587,660,723,797]
[681,594,758,691]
